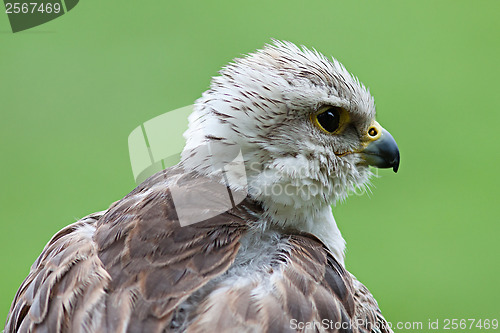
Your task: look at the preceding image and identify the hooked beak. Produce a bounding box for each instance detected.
[359,121,400,173]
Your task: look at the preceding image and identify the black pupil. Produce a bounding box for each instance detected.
[317,107,341,133]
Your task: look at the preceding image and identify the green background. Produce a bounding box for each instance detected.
[1,1,499,331]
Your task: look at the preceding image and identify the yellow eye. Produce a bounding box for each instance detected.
[311,106,349,134]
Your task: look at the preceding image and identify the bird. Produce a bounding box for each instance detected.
[5,40,400,333]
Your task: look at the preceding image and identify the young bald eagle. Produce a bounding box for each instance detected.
[5,40,399,333]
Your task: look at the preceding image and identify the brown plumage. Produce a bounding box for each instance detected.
[5,168,392,333]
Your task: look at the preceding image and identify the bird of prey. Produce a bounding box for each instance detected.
[5,40,400,333]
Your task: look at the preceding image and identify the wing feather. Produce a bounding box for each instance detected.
[5,212,110,333]
[5,169,258,332]
[5,168,392,333]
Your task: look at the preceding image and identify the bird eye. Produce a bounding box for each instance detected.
[312,106,346,134]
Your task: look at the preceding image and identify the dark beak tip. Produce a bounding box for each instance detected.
[392,152,400,173]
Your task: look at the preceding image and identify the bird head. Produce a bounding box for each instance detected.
[182,40,399,228]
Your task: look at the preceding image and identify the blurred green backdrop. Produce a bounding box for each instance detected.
[1,1,499,331]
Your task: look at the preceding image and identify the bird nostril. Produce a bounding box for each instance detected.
[368,127,378,137]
